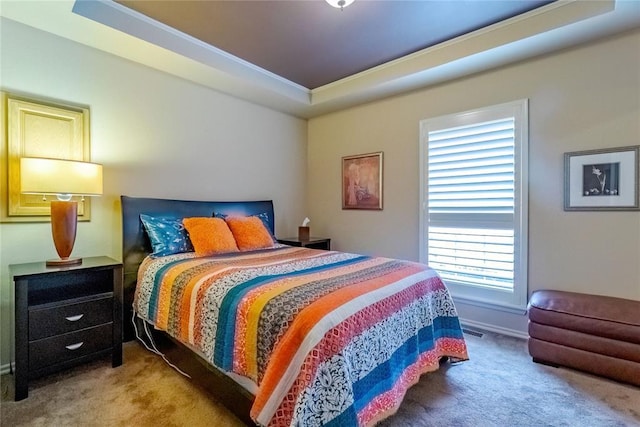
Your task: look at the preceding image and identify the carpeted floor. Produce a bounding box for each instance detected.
[2,330,639,426]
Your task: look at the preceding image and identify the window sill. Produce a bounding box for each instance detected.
[450,293,528,315]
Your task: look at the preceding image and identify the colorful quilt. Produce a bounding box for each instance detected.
[134,246,468,426]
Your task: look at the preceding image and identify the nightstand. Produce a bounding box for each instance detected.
[277,237,331,250]
[10,256,123,401]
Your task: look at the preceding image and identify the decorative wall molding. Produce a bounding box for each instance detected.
[1,91,92,223]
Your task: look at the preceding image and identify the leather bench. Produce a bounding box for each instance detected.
[528,290,640,386]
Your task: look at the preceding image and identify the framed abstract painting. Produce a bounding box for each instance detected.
[342,152,383,210]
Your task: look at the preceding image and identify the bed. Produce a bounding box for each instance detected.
[121,195,468,426]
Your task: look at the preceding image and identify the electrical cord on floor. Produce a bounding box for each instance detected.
[132,310,191,378]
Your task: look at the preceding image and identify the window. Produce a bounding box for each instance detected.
[419,100,528,310]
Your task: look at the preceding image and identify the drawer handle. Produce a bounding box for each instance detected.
[65,314,84,322]
[65,342,84,351]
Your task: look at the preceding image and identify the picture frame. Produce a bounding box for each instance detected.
[564,145,639,211]
[342,151,383,210]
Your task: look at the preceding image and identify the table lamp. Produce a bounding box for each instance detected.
[20,157,103,266]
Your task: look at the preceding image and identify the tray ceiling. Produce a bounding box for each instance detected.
[115,0,554,89]
[2,1,639,117]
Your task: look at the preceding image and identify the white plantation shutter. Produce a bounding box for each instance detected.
[428,118,515,290]
[427,227,514,289]
[428,118,515,215]
[420,100,528,309]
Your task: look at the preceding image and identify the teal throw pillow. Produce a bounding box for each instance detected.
[140,214,194,257]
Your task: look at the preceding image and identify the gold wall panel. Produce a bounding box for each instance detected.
[1,92,92,222]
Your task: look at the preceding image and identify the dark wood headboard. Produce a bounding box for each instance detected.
[120,195,275,340]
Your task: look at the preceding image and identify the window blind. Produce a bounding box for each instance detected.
[427,118,515,290]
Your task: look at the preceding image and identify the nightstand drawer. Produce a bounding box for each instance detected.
[29,295,113,341]
[29,323,113,371]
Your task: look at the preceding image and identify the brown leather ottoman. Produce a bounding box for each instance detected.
[528,290,640,386]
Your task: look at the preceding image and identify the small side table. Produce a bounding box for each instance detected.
[277,237,331,251]
[10,256,123,400]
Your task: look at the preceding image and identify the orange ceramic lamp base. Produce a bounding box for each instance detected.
[47,200,82,267]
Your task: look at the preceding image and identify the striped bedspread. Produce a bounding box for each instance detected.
[134,246,468,426]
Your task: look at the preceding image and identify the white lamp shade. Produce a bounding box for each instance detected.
[20,157,103,196]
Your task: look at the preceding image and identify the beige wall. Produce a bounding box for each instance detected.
[1,18,638,366]
[0,19,307,368]
[308,29,640,335]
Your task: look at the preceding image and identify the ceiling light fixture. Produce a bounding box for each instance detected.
[326,0,355,11]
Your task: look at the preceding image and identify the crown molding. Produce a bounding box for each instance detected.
[2,0,638,118]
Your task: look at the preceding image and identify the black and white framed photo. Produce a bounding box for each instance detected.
[564,145,639,211]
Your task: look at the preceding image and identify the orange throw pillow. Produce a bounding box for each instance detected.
[226,216,275,251]
[183,217,239,256]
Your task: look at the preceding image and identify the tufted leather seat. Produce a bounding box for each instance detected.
[528,290,640,386]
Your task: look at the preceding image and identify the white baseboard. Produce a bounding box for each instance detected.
[460,317,529,340]
[1,362,13,376]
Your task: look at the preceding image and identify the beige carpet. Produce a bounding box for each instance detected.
[2,331,639,426]
[1,344,244,427]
